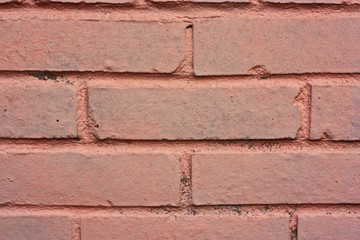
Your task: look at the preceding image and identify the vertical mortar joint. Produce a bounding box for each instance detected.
[295,83,312,140]
[71,218,81,240]
[180,152,192,208]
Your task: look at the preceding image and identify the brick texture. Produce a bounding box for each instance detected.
[1,0,360,238]
[192,152,360,205]
[0,80,77,138]
[194,17,360,76]
[45,0,133,3]
[0,20,184,73]
[0,216,71,240]
[153,0,249,2]
[81,216,289,240]
[89,86,301,140]
[0,152,180,206]
[310,86,360,140]
[298,216,360,240]
[263,0,360,3]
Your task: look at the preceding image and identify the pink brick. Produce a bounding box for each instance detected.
[0,80,77,138]
[263,0,360,3]
[310,86,360,140]
[44,0,133,3]
[192,152,360,205]
[0,216,71,240]
[298,216,360,240]
[89,86,301,140]
[194,17,360,75]
[0,20,184,73]
[153,0,249,2]
[0,152,180,206]
[82,216,289,240]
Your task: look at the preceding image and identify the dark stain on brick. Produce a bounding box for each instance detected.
[30,71,58,81]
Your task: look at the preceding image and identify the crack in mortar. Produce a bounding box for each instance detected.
[173,23,194,76]
[294,83,311,140]
[3,3,360,22]
[0,204,359,218]
[180,152,192,207]
[77,81,97,143]
[288,210,299,240]
[0,139,359,153]
[71,218,81,240]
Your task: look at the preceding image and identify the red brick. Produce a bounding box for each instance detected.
[0,20,184,73]
[298,216,360,240]
[82,216,289,240]
[310,86,360,140]
[0,80,77,138]
[89,86,301,140]
[193,17,360,76]
[192,152,360,205]
[153,0,249,2]
[263,0,360,3]
[0,151,180,206]
[0,216,71,240]
[45,0,133,3]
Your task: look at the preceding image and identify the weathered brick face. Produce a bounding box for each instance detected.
[0,0,359,239]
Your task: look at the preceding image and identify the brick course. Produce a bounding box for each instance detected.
[0,152,181,206]
[82,216,289,240]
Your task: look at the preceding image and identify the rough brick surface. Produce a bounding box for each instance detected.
[82,216,289,240]
[0,20,184,73]
[0,80,77,138]
[45,0,133,3]
[153,0,249,2]
[0,152,180,206]
[89,86,301,140]
[0,0,360,236]
[298,216,360,240]
[192,152,360,205]
[0,216,71,240]
[263,0,360,3]
[310,86,360,140]
[194,17,360,76]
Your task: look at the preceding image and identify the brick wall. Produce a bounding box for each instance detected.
[0,0,359,239]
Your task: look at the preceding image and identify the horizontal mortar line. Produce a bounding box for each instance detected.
[0,204,360,215]
[0,139,359,150]
[2,2,360,13]
[1,72,360,83]
[0,71,182,80]
[79,138,360,145]
[0,138,80,145]
[191,203,360,208]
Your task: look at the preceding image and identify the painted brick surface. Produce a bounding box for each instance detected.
[192,152,360,205]
[0,20,185,73]
[0,80,77,138]
[45,0,133,3]
[153,0,249,2]
[263,0,360,3]
[89,86,301,140]
[298,216,360,240]
[0,152,180,206]
[81,216,289,240]
[310,86,360,140]
[0,216,71,240]
[194,18,360,75]
[0,0,359,238]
